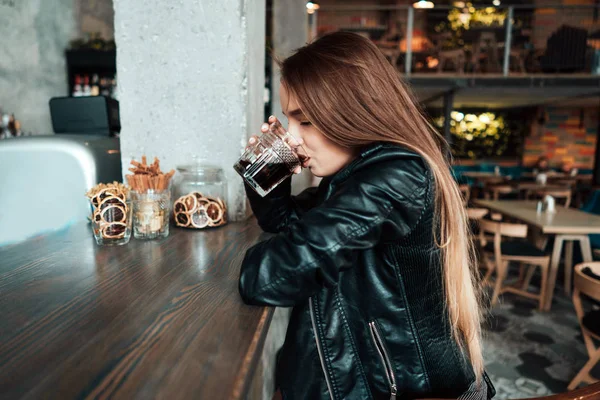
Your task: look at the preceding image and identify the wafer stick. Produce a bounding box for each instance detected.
[125,156,175,193]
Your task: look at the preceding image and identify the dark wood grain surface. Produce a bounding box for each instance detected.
[0,219,273,400]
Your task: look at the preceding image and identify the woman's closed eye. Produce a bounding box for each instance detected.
[300,121,312,126]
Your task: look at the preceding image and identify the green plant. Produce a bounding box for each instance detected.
[434,111,524,159]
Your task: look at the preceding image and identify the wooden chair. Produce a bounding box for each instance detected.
[459,184,471,205]
[467,208,493,283]
[508,47,527,73]
[417,381,600,399]
[487,184,517,201]
[479,219,551,310]
[568,263,600,390]
[471,31,501,73]
[433,32,466,74]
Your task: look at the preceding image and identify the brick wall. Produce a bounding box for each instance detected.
[523,106,597,169]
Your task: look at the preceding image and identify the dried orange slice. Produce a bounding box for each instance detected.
[192,192,204,203]
[99,196,127,211]
[100,205,127,223]
[174,199,187,213]
[183,195,198,214]
[191,209,209,229]
[206,202,223,222]
[102,222,127,238]
[175,211,190,227]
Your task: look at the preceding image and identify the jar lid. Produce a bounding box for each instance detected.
[176,164,223,174]
[176,164,225,183]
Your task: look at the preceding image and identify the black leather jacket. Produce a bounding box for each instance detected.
[239,143,493,400]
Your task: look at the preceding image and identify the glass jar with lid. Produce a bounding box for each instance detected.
[172,164,228,229]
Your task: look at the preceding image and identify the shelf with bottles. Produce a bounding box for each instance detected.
[65,48,117,99]
[71,73,117,99]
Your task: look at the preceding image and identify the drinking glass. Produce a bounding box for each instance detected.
[233,120,307,197]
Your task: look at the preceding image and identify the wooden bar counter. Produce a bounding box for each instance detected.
[0,219,274,399]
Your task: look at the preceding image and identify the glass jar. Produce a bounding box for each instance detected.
[173,165,228,229]
[131,190,171,239]
[90,196,133,246]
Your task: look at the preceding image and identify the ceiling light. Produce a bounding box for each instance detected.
[413,1,434,9]
[306,2,320,11]
[493,0,501,5]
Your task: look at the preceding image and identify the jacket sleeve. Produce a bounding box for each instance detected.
[239,160,429,306]
[245,177,319,233]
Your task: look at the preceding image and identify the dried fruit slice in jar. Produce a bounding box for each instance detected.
[99,196,127,211]
[191,209,209,229]
[100,205,127,223]
[206,201,223,223]
[183,195,198,214]
[102,222,127,238]
[97,188,117,201]
[192,192,204,203]
[175,211,191,227]
[174,199,188,213]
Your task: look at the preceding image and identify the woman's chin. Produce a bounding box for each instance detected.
[308,166,323,177]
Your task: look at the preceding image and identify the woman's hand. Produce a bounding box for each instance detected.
[247,116,302,174]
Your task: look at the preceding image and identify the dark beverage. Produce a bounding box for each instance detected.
[235,159,297,194]
[234,128,307,196]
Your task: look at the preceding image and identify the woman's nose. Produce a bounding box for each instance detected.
[288,127,304,147]
[287,123,303,141]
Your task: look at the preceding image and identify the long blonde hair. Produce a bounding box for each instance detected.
[280,31,484,378]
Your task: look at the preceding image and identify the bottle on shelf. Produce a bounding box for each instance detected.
[73,75,83,97]
[100,77,110,97]
[110,76,118,100]
[83,75,91,96]
[91,74,100,96]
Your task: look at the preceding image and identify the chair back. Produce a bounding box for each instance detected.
[552,178,577,188]
[490,184,514,200]
[574,263,600,303]
[459,184,470,205]
[479,219,528,239]
[466,207,488,220]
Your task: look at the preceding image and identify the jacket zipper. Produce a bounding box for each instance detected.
[369,321,398,400]
[309,297,335,400]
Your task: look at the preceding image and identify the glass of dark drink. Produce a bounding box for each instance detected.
[234,120,308,197]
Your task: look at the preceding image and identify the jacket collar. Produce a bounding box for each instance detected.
[320,142,421,197]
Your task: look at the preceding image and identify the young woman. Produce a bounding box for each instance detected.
[534,156,551,173]
[238,32,494,400]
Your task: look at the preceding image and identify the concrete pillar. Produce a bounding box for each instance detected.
[114,0,265,221]
[271,0,314,193]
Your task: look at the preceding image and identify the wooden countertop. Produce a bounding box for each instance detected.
[0,219,272,399]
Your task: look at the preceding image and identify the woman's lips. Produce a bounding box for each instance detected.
[301,157,311,168]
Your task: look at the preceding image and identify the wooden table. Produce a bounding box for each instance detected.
[515,183,569,192]
[520,172,592,182]
[475,200,600,310]
[0,219,272,399]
